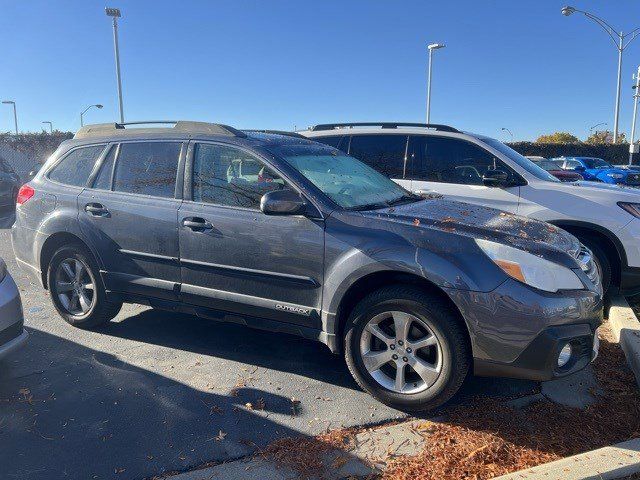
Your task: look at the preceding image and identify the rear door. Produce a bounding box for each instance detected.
[178,142,325,329]
[78,140,185,300]
[406,135,521,214]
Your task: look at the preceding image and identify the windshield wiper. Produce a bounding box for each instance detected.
[348,202,390,211]
[386,194,423,207]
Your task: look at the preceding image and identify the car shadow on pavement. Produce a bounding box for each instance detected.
[99,307,538,401]
[0,328,347,480]
[100,308,360,391]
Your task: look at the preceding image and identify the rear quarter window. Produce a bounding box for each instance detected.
[48,145,106,187]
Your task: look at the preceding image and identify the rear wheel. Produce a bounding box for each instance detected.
[47,245,122,329]
[344,286,470,412]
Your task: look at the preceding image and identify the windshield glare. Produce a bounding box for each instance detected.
[271,143,413,209]
[582,158,612,169]
[481,138,560,182]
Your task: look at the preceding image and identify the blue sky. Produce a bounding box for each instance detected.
[1,0,639,141]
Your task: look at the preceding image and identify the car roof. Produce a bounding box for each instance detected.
[64,121,316,150]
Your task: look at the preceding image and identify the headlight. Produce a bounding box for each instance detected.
[0,258,6,282]
[618,202,640,218]
[607,173,624,179]
[475,239,583,292]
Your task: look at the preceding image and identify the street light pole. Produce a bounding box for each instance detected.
[589,122,607,132]
[80,104,104,127]
[630,66,640,164]
[2,100,18,134]
[106,7,124,123]
[426,43,445,124]
[42,121,53,133]
[562,6,640,143]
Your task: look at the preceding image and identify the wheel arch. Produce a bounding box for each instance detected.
[39,232,102,289]
[331,270,472,354]
[548,220,625,286]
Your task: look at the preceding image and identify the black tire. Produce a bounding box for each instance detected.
[344,286,470,412]
[577,236,612,295]
[47,244,122,329]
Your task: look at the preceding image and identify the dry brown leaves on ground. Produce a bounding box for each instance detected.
[260,324,640,480]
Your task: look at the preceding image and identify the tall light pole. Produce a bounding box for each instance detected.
[2,100,18,134]
[426,43,445,124]
[80,104,104,127]
[106,7,124,123]
[589,122,607,132]
[501,127,514,142]
[42,121,53,133]
[562,6,640,143]
[630,67,640,164]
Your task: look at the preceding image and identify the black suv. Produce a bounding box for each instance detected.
[11,121,602,411]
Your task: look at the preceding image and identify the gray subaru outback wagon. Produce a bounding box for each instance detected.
[11,121,602,411]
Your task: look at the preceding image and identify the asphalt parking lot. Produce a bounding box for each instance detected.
[0,206,537,480]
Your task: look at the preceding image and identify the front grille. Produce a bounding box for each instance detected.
[574,245,600,286]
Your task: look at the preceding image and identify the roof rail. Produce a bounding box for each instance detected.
[309,122,459,133]
[244,129,307,139]
[74,121,246,139]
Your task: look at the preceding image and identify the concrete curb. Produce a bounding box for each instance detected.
[493,438,640,480]
[608,295,640,388]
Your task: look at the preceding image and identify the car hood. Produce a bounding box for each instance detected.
[360,198,580,260]
[573,180,640,192]
[588,167,628,175]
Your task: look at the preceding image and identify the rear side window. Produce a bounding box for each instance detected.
[407,136,510,185]
[348,135,407,178]
[48,145,106,187]
[92,145,117,190]
[112,142,181,198]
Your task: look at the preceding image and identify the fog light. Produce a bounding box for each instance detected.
[558,343,572,367]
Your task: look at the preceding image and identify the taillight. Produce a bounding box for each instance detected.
[16,185,35,205]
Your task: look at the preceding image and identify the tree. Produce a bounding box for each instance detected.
[535,132,580,143]
[586,130,627,144]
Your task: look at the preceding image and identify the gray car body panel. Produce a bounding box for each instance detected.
[0,271,28,359]
[11,129,603,381]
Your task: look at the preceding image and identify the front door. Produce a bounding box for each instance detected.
[78,141,184,300]
[178,142,325,328]
[405,135,521,214]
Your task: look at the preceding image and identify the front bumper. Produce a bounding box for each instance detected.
[0,273,27,359]
[444,278,603,382]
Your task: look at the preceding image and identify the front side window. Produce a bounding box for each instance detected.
[270,143,416,210]
[192,143,286,209]
[564,159,582,169]
[480,138,559,182]
[48,145,106,187]
[112,142,181,198]
[348,134,407,178]
[407,136,510,185]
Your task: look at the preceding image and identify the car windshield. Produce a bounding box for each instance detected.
[481,138,560,182]
[270,143,419,209]
[582,158,612,169]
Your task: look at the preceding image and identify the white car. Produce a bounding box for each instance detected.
[301,122,640,294]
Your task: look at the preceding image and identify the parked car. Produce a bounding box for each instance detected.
[525,156,583,182]
[0,256,28,359]
[551,156,640,186]
[12,121,602,411]
[302,122,640,295]
[0,158,20,207]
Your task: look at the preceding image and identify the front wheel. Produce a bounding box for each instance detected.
[47,245,122,329]
[344,286,470,412]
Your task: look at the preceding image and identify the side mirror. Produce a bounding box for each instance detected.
[482,170,510,187]
[260,189,307,216]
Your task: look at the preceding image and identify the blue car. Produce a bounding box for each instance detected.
[552,156,640,186]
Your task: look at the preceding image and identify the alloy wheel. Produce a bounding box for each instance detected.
[55,258,95,316]
[359,311,443,394]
